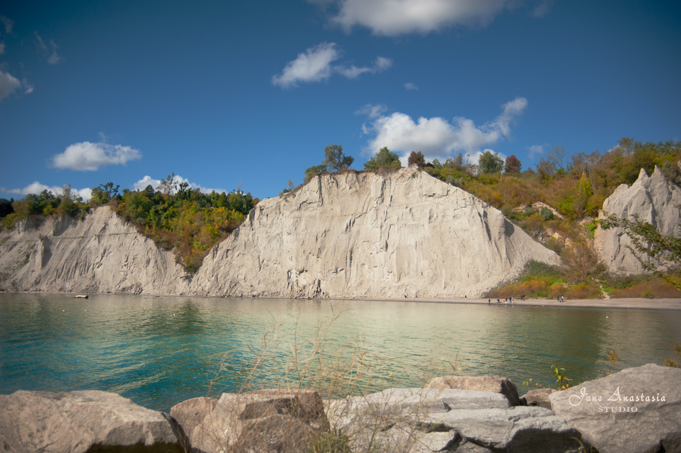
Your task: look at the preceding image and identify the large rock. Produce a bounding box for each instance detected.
[175,389,328,453]
[521,388,558,409]
[424,375,522,406]
[191,167,559,298]
[0,206,191,295]
[550,363,681,453]
[0,390,182,453]
[595,166,681,275]
[326,388,585,452]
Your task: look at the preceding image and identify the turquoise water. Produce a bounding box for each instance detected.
[1,293,680,412]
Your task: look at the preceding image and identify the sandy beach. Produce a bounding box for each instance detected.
[351,296,681,311]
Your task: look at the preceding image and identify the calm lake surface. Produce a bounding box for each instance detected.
[1,293,680,412]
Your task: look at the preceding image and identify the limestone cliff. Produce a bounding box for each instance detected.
[0,207,190,294]
[190,167,559,298]
[595,166,681,275]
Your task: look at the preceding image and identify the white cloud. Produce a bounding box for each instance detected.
[1,182,92,201]
[272,43,392,88]
[355,103,388,119]
[363,97,527,162]
[403,82,419,90]
[0,16,13,34]
[52,142,142,171]
[22,78,33,94]
[527,145,544,158]
[0,69,21,101]
[35,32,62,64]
[272,42,341,88]
[331,0,507,36]
[335,56,393,79]
[132,175,226,195]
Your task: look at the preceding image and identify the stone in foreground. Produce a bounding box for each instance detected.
[424,375,522,406]
[0,390,182,453]
[327,388,584,452]
[173,389,328,453]
[550,363,681,453]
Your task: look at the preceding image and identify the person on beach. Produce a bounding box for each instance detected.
[497,299,500,303]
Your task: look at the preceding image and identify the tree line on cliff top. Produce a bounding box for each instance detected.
[1,138,679,287]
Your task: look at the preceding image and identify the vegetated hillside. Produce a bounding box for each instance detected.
[1,178,257,273]
[419,138,681,299]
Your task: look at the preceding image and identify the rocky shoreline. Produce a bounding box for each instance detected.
[1,364,679,452]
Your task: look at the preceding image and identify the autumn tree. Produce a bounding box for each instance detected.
[504,155,522,173]
[408,151,426,167]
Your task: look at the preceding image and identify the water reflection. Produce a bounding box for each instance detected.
[1,293,680,412]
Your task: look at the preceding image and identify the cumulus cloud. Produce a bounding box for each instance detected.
[272,43,392,88]
[272,42,341,88]
[1,182,92,201]
[132,175,226,195]
[52,142,142,171]
[362,97,527,162]
[527,144,544,158]
[1,16,13,34]
[330,0,507,36]
[403,82,419,91]
[0,69,21,101]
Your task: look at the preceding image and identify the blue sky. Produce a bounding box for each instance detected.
[1,0,680,200]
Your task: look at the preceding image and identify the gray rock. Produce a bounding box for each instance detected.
[327,388,582,452]
[595,166,681,275]
[426,406,584,452]
[425,375,522,406]
[187,389,328,453]
[521,388,558,409]
[169,396,217,451]
[550,363,681,453]
[0,390,182,453]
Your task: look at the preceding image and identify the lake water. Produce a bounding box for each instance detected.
[1,293,680,412]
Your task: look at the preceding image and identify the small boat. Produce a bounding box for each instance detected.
[74,295,89,299]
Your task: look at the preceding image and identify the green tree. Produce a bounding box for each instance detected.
[599,213,681,289]
[407,151,426,167]
[323,145,354,172]
[364,147,401,172]
[478,150,504,174]
[304,164,328,183]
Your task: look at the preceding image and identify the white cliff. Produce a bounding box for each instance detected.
[0,206,190,294]
[595,166,681,275]
[0,167,561,298]
[190,167,560,298]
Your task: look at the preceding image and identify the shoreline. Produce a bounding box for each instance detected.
[3,291,681,310]
[346,296,681,310]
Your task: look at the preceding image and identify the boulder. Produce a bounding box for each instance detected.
[180,389,328,453]
[521,388,558,409]
[327,388,584,452]
[0,390,182,453]
[550,363,681,453]
[424,375,522,406]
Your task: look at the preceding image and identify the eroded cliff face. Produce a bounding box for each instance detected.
[190,167,560,298]
[595,166,681,275]
[0,207,190,294]
[0,168,561,298]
